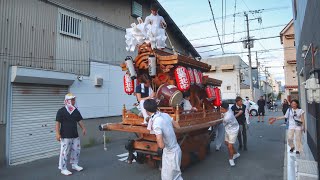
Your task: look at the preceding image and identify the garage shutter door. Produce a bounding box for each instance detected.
[9,84,68,165]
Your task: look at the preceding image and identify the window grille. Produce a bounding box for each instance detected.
[59,12,82,39]
[132,1,143,18]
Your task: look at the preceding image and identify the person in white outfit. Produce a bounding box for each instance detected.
[135,74,155,124]
[269,99,305,155]
[220,102,240,167]
[144,99,183,180]
[244,97,251,125]
[55,93,86,176]
[182,91,197,112]
[144,4,167,49]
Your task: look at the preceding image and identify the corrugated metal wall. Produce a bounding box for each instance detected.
[55,8,90,75]
[0,0,57,69]
[0,61,9,124]
[0,0,91,75]
[89,20,136,65]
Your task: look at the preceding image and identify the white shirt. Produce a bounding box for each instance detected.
[152,112,179,150]
[285,108,305,130]
[182,99,192,111]
[223,109,239,134]
[145,14,166,28]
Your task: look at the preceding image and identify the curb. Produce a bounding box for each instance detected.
[283,130,287,180]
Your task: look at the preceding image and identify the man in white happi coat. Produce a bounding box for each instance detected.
[144,99,183,180]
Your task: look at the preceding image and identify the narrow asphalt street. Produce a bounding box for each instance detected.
[0,111,285,180]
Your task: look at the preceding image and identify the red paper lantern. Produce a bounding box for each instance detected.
[187,68,195,85]
[213,87,222,106]
[205,86,216,101]
[193,69,201,85]
[123,73,135,95]
[174,66,191,91]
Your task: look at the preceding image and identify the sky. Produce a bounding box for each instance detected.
[158,0,294,85]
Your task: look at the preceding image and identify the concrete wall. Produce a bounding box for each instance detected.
[282,22,298,91]
[293,0,320,160]
[292,0,307,45]
[284,65,298,87]
[282,24,296,61]
[281,21,298,100]
[70,62,136,119]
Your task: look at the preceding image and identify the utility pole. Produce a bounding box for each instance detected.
[256,51,259,89]
[245,12,253,100]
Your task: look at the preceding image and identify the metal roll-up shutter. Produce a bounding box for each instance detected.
[9,84,68,165]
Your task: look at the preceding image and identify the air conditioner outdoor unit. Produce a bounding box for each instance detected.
[95,76,103,87]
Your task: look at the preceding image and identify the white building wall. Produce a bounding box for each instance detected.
[206,71,239,100]
[70,62,136,119]
[203,56,250,100]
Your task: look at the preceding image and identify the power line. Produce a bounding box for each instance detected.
[190,23,286,41]
[204,47,295,56]
[179,6,289,28]
[195,35,281,48]
[207,0,224,53]
[198,47,221,53]
[232,0,238,42]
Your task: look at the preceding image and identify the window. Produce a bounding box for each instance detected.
[131,1,143,18]
[227,86,231,90]
[59,12,81,39]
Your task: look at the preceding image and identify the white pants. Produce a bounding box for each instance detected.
[162,146,183,180]
[288,129,303,152]
[245,111,250,124]
[214,123,225,148]
[58,137,81,170]
[139,100,148,123]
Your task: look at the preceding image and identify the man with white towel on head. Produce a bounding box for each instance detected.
[55,93,86,176]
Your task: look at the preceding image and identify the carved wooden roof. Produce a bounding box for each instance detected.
[155,49,211,72]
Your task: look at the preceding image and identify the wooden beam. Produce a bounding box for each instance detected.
[99,123,150,133]
[100,119,223,134]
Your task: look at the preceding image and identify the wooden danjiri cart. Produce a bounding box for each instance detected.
[99,43,223,169]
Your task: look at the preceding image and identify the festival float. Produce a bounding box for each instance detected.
[99,12,223,169]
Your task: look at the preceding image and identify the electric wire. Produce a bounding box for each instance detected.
[195,35,281,48]
[232,0,237,42]
[190,24,286,41]
[179,6,289,28]
[207,0,224,53]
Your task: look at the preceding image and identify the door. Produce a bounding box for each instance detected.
[9,84,68,165]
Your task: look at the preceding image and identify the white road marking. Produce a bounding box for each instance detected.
[117,152,137,163]
[117,153,129,158]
